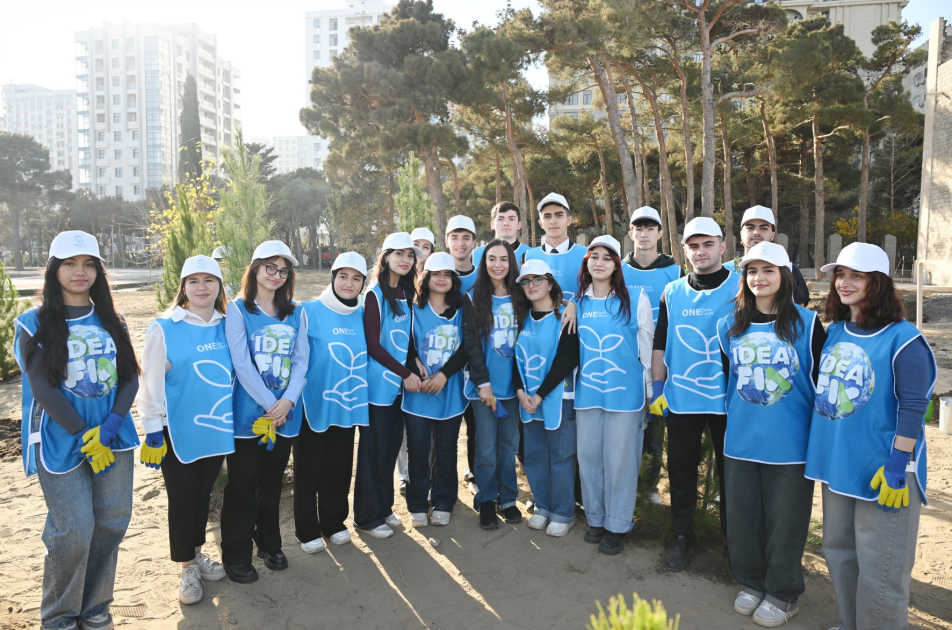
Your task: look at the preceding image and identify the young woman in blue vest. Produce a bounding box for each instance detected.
[14,230,140,630]
[353,232,423,538]
[573,236,654,555]
[295,252,369,554]
[136,255,233,605]
[402,252,473,527]
[464,239,524,529]
[221,241,306,583]
[715,243,826,627]
[512,259,580,537]
[805,243,936,630]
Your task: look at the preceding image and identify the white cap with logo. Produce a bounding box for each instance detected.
[588,235,622,258]
[820,242,890,275]
[681,217,723,244]
[446,215,476,235]
[537,192,570,213]
[211,246,229,260]
[741,205,776,228]
[332,251,368,276]
[252,240,299,267]
[423,252,458,274]
[739,242,791,271]
[48,230,104,261]
[410,227,435,245]
[516,258,553,283]
[381,232,425,258]
[630,206,662,226]
[181,255,223,280]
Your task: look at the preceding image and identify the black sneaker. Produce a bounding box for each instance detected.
[584,526,606,544]
[598,531,626,555]
[224,563,259,584]
[665,536,691,572]
[499,505,522,524]
[256,549,288,571]
[479,502,501,530]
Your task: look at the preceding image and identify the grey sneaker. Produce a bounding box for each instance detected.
[178,564,203,605]
[752,600,799,628]
[734,591,762,616]
[195,551,227,581]
[80,613,115,630]
[384,513,402,527]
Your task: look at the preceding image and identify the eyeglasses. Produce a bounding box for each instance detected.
[264,263,290,279]
[519,277,546,287]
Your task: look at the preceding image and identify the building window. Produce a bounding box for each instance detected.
[313,50,321,60]
[330,18,338,30]
[114,131,122,141]
[115,186,123,196]
[97,114,106,123]
[95,40,103,53]
[313,35,321,44]
[134,185,141,195]
[127,94,136,107]
[112,77,120,87]
[97,132,105,141]
[330,34,338,47]
[564,93,578,106]
[582,90,592,105]
[313,18,321,28]
[133,167,140,176]
[98,150,106,158]
[99,186,107,196]
[115,167,123,178]
[98,168,106,177]
[113,94,121,105]
[314,158,322,167]
[112,58,120,68]
[128,112,137,122]
[97,95,105,108]
[126,37,135,51]
[95,59,104,71]
[330,49,338,58]
[96,77,104,90]
[132,131,139,140]
[111,39,119,50]
[133,148,140,158]
[113,113,122,123]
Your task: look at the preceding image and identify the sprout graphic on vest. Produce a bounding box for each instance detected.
[381,329,410,388]
[672,325,726,399]
[516,345,547,395]
[250,324,296,390]
[491,303,516,358]
[192,360,234,431]
[323,343,368,409]
[729,332,799,406]
[420,325,460,374]
[64,326,119,398]
[815,342,875,420]
[579,326,626,394]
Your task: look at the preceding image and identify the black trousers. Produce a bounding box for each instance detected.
[220,434,293,565]
[666,412,727,538]
[462,403,475,473]
[353,397,404,530]
[160,426,225,562]
[640,416,664,493]
[293,420,355,542]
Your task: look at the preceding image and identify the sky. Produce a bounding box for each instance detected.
[0,0,949,140]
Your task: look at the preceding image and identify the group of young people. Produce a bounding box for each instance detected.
[15,194,934,630]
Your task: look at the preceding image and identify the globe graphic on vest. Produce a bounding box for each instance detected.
[491,303,516,358]
[730,332,799,406]
[814,342,875,420]
[420,325,460,372]
[251,324,296,390]
[64,325,118,399]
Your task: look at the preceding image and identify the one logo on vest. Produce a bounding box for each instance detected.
[579,326,626,394]
[381,329,410,387]
[65,325,118,398]
[251,324,296,389]
[491,303,516,357]
[420,325,460,372]
[671,325,725,399]
[192,360,234,431]
[815,342,874,420]
[682,308,714,317]
[516,345,548,395]
[581,311,609,319]
[729,332,799,406]
[323,343,368,410]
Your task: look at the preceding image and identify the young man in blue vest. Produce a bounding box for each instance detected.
[728,206,810,306]
[523,192,587,298]
[648,217,741,572]
[622,206,684,507]
[446,215,478,294]
[472,202,530,268]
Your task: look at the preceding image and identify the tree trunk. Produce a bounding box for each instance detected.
[443,158,462,214]
[595,145,614,238]
[812,114,826,278]
[590,194,601,234]
[641,146,651,208]
[759,98,779,221]
[422,146,448,244]
[309,222,318,268]
[502,89,530,245]
[519,150,537,246]
[12,207,23,271]
[799,140,811,268]
[667,53,695,221]
[388,170,396,229]
[698,15,717,218]
[617,65,644,209]
[589,56,639,217]
[858,126,871,242]
[494,153,502,205]
[742,148,755,209]
[118,230,126,268]
[720,112,735,262]
[658,181,671,255]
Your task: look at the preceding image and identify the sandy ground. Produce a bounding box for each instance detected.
[0,272,950,630]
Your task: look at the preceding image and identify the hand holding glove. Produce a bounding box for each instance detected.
[648,381,668,418]
[252,417,277,451]
[79,425,116,475]
[492,397,509,419]
[870,448,911,513]
[140,431,168,469]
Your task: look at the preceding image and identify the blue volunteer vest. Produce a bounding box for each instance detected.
[365,284,412,406]
[805,321,934,504]
[401,302,467,420]
[622,263,681,325]
[231,298,303,438]
[473,242,530,269]
[716,306,816,464]
[574,295,646,413]
[662,272,742,414]
[300,300,370,432]
[523,243,587,299]
[464,294,517,400]
[14,307,139,476]
[515,312,565,429]
[154,316,235,463]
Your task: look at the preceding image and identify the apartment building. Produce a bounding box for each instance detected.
[2,84,80,190]
[249,135,309,175]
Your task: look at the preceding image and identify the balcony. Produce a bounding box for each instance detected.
[95,140,109,149]
[95,158,109,166]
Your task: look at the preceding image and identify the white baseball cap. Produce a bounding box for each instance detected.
[630,206,662,226]
[410,227,435,245]
[332,251,368,276]
[381,232,425,258]
[820,242,890,275]
[180,255,223,280]
[681,217,723,244]
[446,215,476,235]
[48,230,103,261]
[739,242,791,271]
[252,240,299,267]
[587,235,621,258]
[537,192,570,213]
[211,246,229,260]
[741,205,776,228]
[515,258,553,283]
[423,252,458,274]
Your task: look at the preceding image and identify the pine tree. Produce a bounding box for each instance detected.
[0,260,27,380]
[178,74,203,183]
[394,154,435,235]
[155,183,215,309]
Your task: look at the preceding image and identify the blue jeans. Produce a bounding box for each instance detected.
[522,399,577,524]
[36,448,133,630]
[405,414,462,513]
[576,407,645,534]
[472,397,520,511]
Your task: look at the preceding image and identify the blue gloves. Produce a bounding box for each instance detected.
[98,412,125,447]
[648,381,668,418]
[871,448,911,513]
[492,397,509,419]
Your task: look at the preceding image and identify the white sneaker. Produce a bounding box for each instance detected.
[752,600,799,628]
[194,551,227,581]
[366,524,394,539]
[384,513,402,527]
[468,481,479,495]
[410,512,428,528]
[301,538,326,554]
[649,492,663,506]
[431,510,451,526]
[178,564,203,605]
[734,591,763,616]
[527,514,548,530]
[545,521,573,537]
[330,530,351,545]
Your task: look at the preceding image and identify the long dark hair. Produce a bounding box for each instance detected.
[369,248,417,317]
[472,240,520,342]
[824,269,905,328]
[513,273,564,331]
[240,255,297,320]
[415,270,463,311]
[175,276,228,315]
[575,247,632,324]
[26,257,140,388]
[728,264,803,343]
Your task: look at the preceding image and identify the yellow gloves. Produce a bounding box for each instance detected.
[140,431,168,470]
[871,465,910,513]
[80,426,116,475]
[252,417,277,451]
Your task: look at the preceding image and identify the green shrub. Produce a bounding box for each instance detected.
[588,593,680,630]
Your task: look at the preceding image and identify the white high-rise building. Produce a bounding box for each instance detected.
[2,84,81,190]
[249,135,308,175]
[304,1,393,171]
[74,21,241,200]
